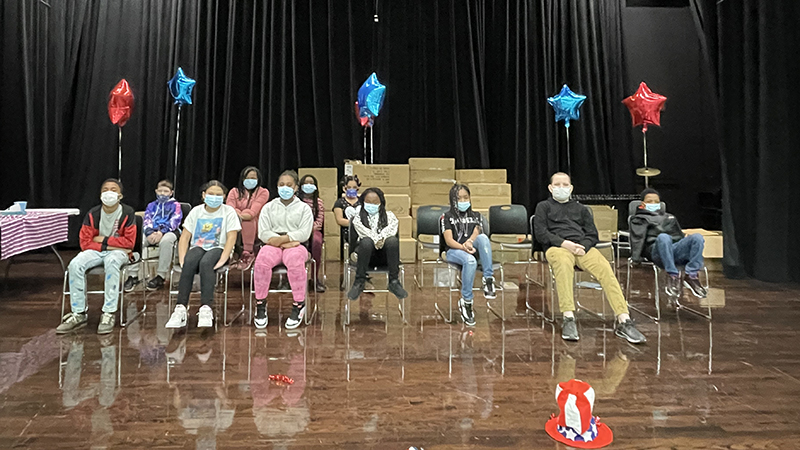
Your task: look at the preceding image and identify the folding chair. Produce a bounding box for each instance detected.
[246,241,319,328]
[60,215,145,328]
[488,205,545,286]
[434,214,506,322]
[167,256,234,328]
[413,205,449,288]
[343,222,407,326]
[623,200,711,321]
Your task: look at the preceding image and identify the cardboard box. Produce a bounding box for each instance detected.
[399,238,417,263]
[324,236,341,261]
[408,158,456,171]
[385,194,411,216]
[465,183,511,197]
[470,195,512,210]
[587,205,618,242]
[318,187,339,209]
[398,215,412,237]
[350,164,410,187]
[411,182,452,198]
[410,170,456,184]
[298,167,338,188]
[456,169,507,183]
[324,211,339,236]
[412,194,451,206]
[379,186,411,196]
[683,229,723,258]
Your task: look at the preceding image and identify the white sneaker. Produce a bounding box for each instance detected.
[285,303,306,330]
[165,305,187,328]
[197,305,214,328]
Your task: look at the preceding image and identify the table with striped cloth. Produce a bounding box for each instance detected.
[0,211,70,260]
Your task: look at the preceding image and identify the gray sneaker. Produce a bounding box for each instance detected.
[561,316,579,341]
[97,312,115,335]
[615,319,646,344]
[56,312,88,334]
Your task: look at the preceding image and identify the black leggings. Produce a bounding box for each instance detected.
[177,247,223,307]
[354,236,401,281]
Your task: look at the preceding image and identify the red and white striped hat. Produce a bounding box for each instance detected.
[545,379,613,448]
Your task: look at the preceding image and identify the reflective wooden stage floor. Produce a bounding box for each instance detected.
[1,255,799,449]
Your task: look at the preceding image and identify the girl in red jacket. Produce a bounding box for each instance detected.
[56,178,137,335]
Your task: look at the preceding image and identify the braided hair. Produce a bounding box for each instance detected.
[449,183,477,240]
[358,187,388,232]
[298,174,320,218]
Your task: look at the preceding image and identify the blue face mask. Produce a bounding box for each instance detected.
[457,201,471,212]
[645,203,661,212]
[156,194,170,203]
[243,179,258,190]
[301,184,317,194]
[204,194,223,209]
[364,203,380,216]
[345,188,358,198]
[278,186,295,200]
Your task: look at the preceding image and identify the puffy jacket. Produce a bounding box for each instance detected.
[629,206,684,262]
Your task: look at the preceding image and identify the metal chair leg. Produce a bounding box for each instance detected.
[434,263,455,323]
[224,269,244,327]
[673,267,712,320]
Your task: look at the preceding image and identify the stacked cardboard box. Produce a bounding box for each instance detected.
[409,158,455,208]
[455,169,512,211]
[586,205,618,243]
[456,169,507,184]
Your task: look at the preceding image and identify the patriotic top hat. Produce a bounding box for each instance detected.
[545,379,614,448]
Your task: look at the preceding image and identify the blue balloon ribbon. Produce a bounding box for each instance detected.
[357,73,386,118]
[168,67,196,106]
[547,84,586,128]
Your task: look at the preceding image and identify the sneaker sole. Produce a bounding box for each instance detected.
[683,281,707,298]
[97,326,114,335]
[165,320,187,329]
[197,320,213,328]
[561,334,579,342]
[55,322,88,334]
[484,293,497,299]
[146,285,163,292]
[254,319,268,329]
[615,330,646,344]
[285,310,305,330]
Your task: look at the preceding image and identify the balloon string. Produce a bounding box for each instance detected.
[174,105,182,192]
[118,126,122,179]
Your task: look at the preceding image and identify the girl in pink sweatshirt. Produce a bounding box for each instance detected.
[226,166,269,270]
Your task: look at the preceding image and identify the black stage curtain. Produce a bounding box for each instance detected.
[690,0,800,282]
[1,1,633,219]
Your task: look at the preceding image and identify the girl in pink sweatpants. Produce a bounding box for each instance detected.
[253,170,314,330]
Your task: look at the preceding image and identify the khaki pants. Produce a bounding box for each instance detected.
[545,247,628,316]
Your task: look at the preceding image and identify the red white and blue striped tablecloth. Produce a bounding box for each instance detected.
[0,211,70,260]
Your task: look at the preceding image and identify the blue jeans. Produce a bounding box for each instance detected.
[650,233,705,277]
[68,250,130,314]
[445,234,493,301]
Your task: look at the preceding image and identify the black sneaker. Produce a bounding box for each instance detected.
[665,275,680,297]
[315,279,327,293]
[458,298,476,327]
[347,279,366,301]
[615,319,647,344]
[254,303,267,329]
[483,276,497,299]
[285,302,305,329]
[146,275,165,291]
[387,279,408,300]
[561,316,579,341]
[683,276,708,298]
[123,276,139,293]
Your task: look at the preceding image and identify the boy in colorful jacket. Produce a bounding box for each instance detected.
[125,180,183,291]
[57,178,137,335]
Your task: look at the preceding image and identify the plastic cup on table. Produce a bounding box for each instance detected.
[14,201,27,213]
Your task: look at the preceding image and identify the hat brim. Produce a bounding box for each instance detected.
[545,417,613,449]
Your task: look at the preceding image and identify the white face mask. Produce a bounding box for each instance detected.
[101,191,120,207]
[551,186,572,203]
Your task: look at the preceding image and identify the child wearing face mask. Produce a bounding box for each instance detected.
[441,184,496,327]
[297,174,326,293]
[347,187,408,302]
[333,175,361,260]
[56,178,137,335]
[165,180,241,329]
[124,179,183,292]
[227,166,270,271]
[252,170,314,330]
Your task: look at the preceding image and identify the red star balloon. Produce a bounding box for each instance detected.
[622,82,667,132]
[108,79,134,127]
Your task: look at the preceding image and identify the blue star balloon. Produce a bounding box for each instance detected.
[547,84,586,128]
[167,67,196,106]
[357,73,386,118]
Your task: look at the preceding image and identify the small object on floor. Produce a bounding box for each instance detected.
[146,275,165,291]
[545,379,613,448]
[268,374,295,385]
[97,312,115,334]
[123,276,139,293]
[285,302,305,329]
[561,316,579,341]
[615,319,646,344]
